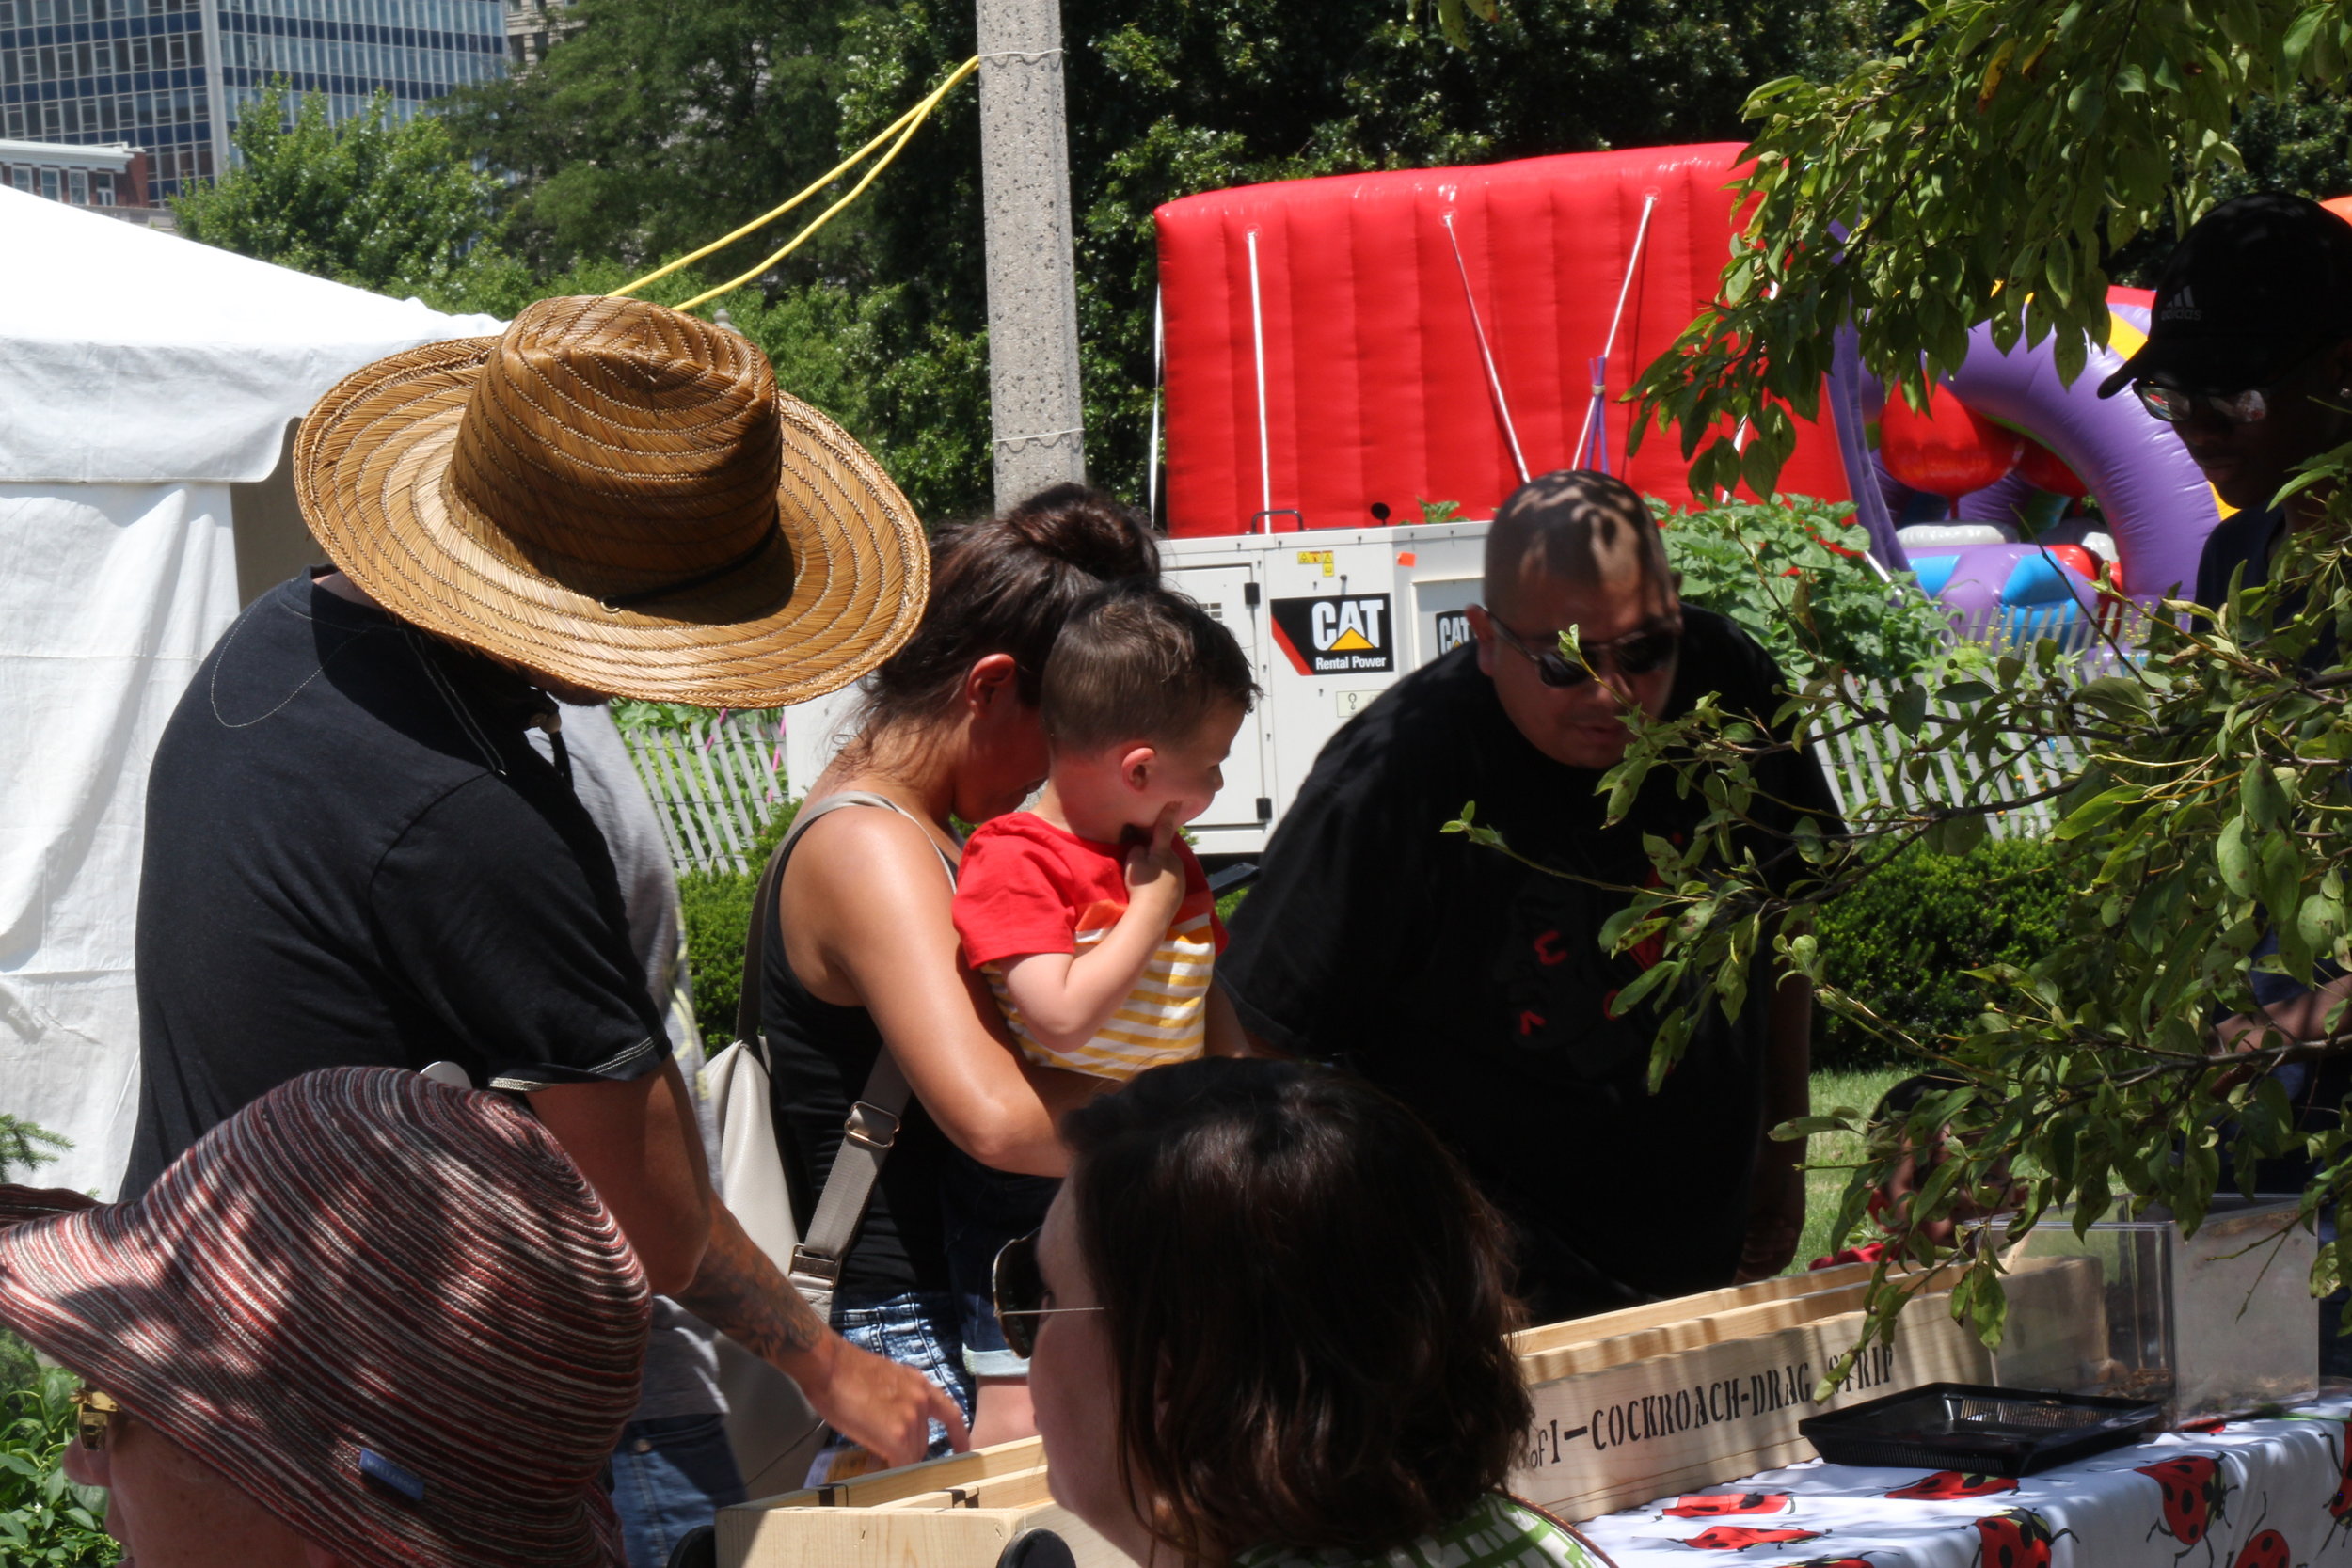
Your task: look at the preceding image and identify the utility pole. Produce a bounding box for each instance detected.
[975,0,1087,510]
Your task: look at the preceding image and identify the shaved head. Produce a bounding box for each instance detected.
[1482,469,1669,615]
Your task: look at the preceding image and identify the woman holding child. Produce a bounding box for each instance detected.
[766,485,1255,1472]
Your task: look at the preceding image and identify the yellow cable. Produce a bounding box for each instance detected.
[613,56,979,304]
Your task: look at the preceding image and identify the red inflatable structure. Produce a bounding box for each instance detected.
[1152,144,1853,537]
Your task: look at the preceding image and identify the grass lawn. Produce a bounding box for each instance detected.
[1788,1065,1908,1273]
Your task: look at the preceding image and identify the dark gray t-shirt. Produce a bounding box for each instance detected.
[126,574,669,1196]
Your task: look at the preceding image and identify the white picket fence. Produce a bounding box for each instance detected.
[617,709,791,874]
[1797,600,2140,838]
[1808,689,2090,841]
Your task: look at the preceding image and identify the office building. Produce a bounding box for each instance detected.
[0,0,505,207]
[502,0,566,71]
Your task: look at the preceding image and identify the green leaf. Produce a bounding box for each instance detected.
[2241,758,2287,831]
[2055,785,2137,841]
[2217,816,2259,896]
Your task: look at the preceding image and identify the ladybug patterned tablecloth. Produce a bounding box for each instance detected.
[1573,1399,2352,1568]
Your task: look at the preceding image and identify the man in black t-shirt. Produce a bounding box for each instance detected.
[129,295,963,1474]
[2088,193,2352,609]
[1220,470,1839,1322]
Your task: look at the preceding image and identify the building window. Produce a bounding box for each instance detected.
[69,167,87,203]
[6,166,23,191]
[39,166,58,199]
[94,171,115,204]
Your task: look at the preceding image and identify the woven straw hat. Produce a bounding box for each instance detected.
[0,1068,647,1568]
[294,294,929,708]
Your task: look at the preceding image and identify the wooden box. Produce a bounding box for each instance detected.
[715,1438,1112,1568]
[718,1258,2103,1566]
[1505,1257,2099,1518]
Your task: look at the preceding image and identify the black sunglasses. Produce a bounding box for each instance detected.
[992,1229,1103,1359]
[1484,612,1681,689]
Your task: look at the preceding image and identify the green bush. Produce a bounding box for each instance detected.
[1814,837,2071,1069]
[678,805,799,1050]
[1660,495,1952,685]
[0,1352,117,1565]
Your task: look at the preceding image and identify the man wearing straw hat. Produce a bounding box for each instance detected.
[126,297,964,1479]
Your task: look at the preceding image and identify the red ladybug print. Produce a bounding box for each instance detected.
[2230,1528,2291,1568]
[1682,1525,1824,1550]
[1971,1509,2074,1568]
[1889,1471,2018,1501]
[1664,1494,1794,1518]
[2137,1455,2230,1553]
[2328,1419,2352,1523]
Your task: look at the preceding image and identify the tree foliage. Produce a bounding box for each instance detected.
[1661,495,1952,683]
[440,0,869,283]
[1629,0,2352,500]
[174,83,517,302]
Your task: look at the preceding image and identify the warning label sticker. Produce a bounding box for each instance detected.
[1270,594,1394,675]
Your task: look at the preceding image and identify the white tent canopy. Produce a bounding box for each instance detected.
[1,186,500,1195]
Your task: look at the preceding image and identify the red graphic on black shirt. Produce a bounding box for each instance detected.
[1970,1509,2074,1568]
[1681,1525,1821,1550]
[1889,1471,2016,1501]
[1533,929,1567,966]
[1662,1493,1792,1518]
[2138,1455,2230,1556]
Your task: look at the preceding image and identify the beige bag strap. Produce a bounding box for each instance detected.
[741,791,955,1316]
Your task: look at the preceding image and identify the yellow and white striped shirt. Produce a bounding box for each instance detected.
[952,813,1225,1083]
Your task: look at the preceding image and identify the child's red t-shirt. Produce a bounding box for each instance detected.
[952,812,1225,1080]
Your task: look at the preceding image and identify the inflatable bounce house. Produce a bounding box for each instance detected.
[1152,145,2296,624]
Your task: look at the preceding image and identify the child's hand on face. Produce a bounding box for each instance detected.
[1122,801,1186,925]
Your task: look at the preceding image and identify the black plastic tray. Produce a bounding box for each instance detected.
[1798,1383,2164,1477]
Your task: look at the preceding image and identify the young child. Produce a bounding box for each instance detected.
[945,582,1256,1433]
[954,581,1259,1084]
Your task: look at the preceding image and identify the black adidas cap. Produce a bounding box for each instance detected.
[2096,192,2352,398]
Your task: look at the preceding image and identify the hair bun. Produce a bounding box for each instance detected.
[1002,483,1159,580]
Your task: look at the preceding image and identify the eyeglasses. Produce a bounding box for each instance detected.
[2133,382,2281,425]
[1482,612,1681,689]
[992,1230,1102,1359]
[72,1385,121,1451]
[2133,350,2332,425]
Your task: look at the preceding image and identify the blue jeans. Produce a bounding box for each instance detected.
[805,1290,977,1485]
[609,1412,747,1568]
[940,1146,1059,1379]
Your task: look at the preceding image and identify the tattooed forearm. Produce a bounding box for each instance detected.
[674,1202,828,1364]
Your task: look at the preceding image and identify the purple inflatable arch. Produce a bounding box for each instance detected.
[1829,303,2221,598]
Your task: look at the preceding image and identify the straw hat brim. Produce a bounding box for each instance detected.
[294,335,930,710]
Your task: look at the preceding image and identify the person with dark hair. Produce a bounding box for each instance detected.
[128,296,960,1481]
[1219,468,1841,1323]
[938,585,1255,1426]
[766,484,1165,1472]
[955,580,1258,1083]
[1011,1058,1608,1568]
[2103,194,2352,1373]
[2096,191,2352,609]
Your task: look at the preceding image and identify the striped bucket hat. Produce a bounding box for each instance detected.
[0,1068,649,1568]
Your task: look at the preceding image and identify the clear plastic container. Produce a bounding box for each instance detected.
[1991,1196,2317,1425]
